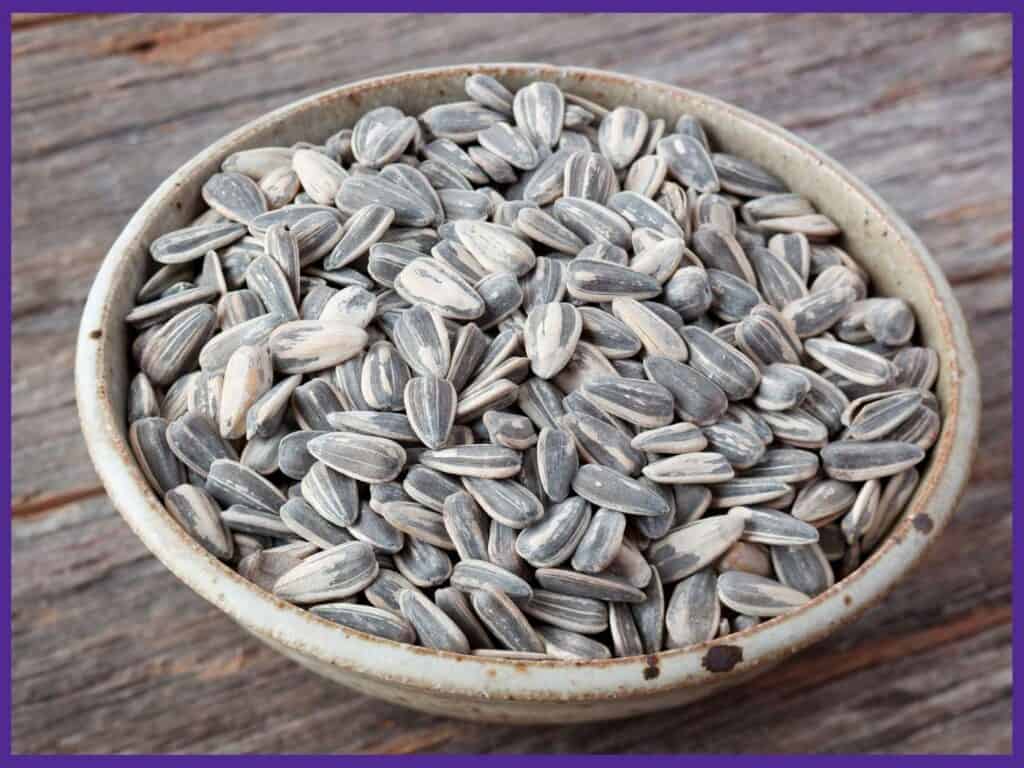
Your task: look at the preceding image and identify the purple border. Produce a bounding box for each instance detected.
[5,5,1018,761]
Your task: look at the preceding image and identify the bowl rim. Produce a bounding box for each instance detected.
[75,62,980,702]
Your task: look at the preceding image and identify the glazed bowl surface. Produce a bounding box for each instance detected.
[75,63,980,723]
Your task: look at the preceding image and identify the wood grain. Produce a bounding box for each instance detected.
[11,13,1012,754]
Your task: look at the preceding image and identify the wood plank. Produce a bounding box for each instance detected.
[11,12,1012,754]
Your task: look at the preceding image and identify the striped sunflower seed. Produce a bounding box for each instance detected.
[393,258,484,320]
[274,541,378,604]
[165,484,234,560]
[821,440,925,482]
[308,432,406,483]
[280,496,353,549]
[535,568,645,604]
[717,570,811,617]
[398,589,469,653]
[470,589,545,653]
[300,460,360,526]
[312,602,416,644]
[648,515,744,583]
[538,626,612,660]
[729,506,819,545]
[665,569,720,648]
[348,502,405,554]
[515,496,591,568]
[166,411,238,478]
[404,375,457,450]
[463,477,544,529]
[394,536,453,588]
[523,302,583,379]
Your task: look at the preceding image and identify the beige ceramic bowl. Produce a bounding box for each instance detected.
[76,63,980,723]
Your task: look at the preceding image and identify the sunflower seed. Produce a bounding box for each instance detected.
[220,504,291,538]
[444,321,487,393]
[609,298,688,363]
[308,432,406,483]
[554,197,632,248]
[511,495,589,568]
[791,477,857,527]
[463,477,544,529]
[657,135,719,192]
[538,625,611,660]
[711,152,785,196]
[841,478,881,545]
[665,569,719,648]
[513,81,564,148]
[476,122,539,170]
[391,304,451,379]
[346,501,404,553]
[846,389,922,440]
[535,568,645,603]
[643,356,729,426]
[448,559,532,601]
[610,191,685,240]
[394,257,487,320]
[397,589,469,652]
[299,460,359,526]
[563,151,616,203]
[280,496,353,549]
[312,602,416,643]
[576,375,673,430]
[277,430,328,480]
[165,484,234,559]
[629,422,705,455]
[624,155,667,198]
[202,458,284,514]
[709,478,790,508]
[728,506,819,546]
[268,320,367,374]
[804,337,896,387]
[759,408,828,449]
[394,536,453,588]
[470,588,544,653]
[755,363,810,411]
[863,468,920,549]
[719,571,810,618]
[290,149,347,205]
[520,591,609,636]
[378,501,453,550]
[647,515,744,583]
[480,410,535,451]
[430,587,493,650]
[572,463,669,517]
[821,440,925,482]
[271,541,377,603]
[568,506,624,573]
[894,347,939,390]
[578,306,642,359]
[140,304,217,388]
[356,341,409,412]
[166,411,238,478]
[440,491,489,561]
[681,326,760,401]
[151,223,247,265]
[782,284,858,338]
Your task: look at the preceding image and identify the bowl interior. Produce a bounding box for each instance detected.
[77,63,979,713]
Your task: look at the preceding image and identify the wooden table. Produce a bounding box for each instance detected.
[12,13,1012,754]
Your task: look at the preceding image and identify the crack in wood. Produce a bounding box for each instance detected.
[12,485,107,518]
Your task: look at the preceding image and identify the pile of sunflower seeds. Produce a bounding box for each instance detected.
[125,74,941,660]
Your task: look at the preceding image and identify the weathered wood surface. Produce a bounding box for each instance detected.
[11,13,1012,754]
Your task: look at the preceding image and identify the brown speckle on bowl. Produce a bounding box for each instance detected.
[643,655,660,680]
[702,645,743,673]
[912,514,935,534]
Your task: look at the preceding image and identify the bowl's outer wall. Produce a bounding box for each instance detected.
[76,63,980,723]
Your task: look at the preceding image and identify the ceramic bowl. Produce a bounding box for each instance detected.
[76,63,980,723]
